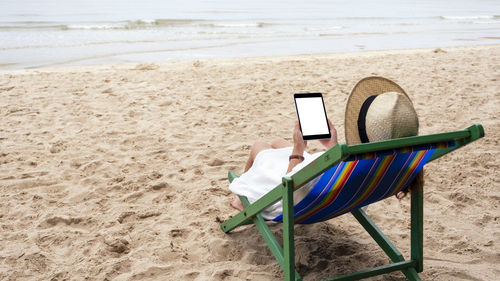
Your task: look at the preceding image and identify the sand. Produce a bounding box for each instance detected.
[0,45,499,281]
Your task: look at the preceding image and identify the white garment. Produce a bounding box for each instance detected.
[229,147,324,219]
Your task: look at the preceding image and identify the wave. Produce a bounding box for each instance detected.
[0,20,191,31]
[2,15,499,33]
[0,21,68,30]
[440,15,500,20]
[439,15,500,25]
[0,19,273,31]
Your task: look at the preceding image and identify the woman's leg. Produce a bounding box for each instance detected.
[270,137,292,149]
[243,140,272,172]
[231,139,273,211]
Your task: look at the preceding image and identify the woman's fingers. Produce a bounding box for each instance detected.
[316,119,338,149]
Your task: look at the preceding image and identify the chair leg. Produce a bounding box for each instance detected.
[282,177,299,281]
[352,209,405,262]
[403,267,422,281]
[352,208,421,280]
[226,174,301,280]
[411,184,424,273]
[238,197,283,268]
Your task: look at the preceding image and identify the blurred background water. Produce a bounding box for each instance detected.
[0,0,499,69]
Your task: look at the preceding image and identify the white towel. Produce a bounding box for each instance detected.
[229,147,324,219]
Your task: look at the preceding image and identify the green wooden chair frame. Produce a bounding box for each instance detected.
[220,124,484,281]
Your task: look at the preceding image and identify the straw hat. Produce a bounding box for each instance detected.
[345,76,419,145]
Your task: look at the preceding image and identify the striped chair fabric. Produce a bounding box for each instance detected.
[273,141,455,224]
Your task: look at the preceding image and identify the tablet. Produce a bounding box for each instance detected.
[294,93,331,140]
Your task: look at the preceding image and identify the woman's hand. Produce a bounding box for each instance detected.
[319,119,338,149]
[292,121,307,154]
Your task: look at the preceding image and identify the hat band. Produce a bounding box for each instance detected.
[357,95,377,143]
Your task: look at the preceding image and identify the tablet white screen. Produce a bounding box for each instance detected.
[295,97,329,136]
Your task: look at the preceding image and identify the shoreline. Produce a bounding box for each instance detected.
[1,43,499,73]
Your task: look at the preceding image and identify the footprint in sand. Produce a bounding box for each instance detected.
[104,238,130,254]
[211,269,235,280]
[169,228,189,238]
[39,216,93,229]
[208,159,225,167]
[150,181,169,190]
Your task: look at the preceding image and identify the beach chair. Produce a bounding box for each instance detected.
[220,124,484,281]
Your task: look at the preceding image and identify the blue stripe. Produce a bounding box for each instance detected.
[271,149,436,224]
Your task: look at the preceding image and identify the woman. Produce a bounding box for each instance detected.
[229,77,422,220]
[229,119,338,212]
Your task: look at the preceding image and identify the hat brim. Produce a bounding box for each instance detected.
[345,76,410,145]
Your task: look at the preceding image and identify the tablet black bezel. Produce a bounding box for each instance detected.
[293,92,331,140]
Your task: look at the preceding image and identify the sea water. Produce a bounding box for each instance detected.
[0,0,499,69]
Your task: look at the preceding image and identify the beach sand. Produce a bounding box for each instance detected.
[0,45,499,280]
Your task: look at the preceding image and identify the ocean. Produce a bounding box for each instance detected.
[1,0,499,69]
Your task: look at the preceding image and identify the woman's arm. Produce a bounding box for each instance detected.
[287,122,307,173]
